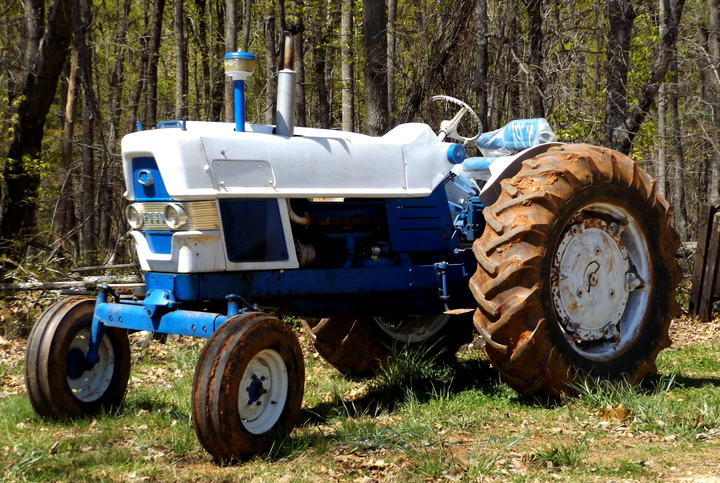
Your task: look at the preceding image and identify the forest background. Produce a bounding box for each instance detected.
[0,0,716,275]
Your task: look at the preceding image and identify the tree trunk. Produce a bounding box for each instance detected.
[657,81,668,198]
[176,0,189,120]
[605,0,636,151]
[24,0,44,72]
[363,0,388,136]
[341,0,355,131]
[607,0,685,155]
[1,0,73,258]
[108,0,132,152]
[386,0,396,125]
[523,0,545,118]
[669,60,688,240]
[265,14,277,125]
[243,0,252,52]
[292,0,307,127]
[54,49,80,239]
[475,0,489,132]
[707,0,720,202]
[144,0,166,128]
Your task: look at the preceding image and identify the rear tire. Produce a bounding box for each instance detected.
[304,311,474,378]
[471,144,681,396]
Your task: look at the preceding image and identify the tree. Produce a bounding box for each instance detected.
[1,0,73,258]
[363,0,389,135]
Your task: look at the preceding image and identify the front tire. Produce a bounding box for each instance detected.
[192,313,305,461]
[471,144,681,396]
[24,297,131,417]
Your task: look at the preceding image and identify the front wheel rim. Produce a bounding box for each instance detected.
[66,328,116,402]
[549,201,652,360]
[238,349,289,435]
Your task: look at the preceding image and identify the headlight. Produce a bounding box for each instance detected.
[164,203,189,229]
[126,204,143,229]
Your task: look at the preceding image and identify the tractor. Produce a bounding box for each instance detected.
[24,34,681,461]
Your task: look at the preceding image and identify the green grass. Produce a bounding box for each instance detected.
[2,333,720,481]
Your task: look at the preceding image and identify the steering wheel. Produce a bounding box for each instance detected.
[431,95,482,145]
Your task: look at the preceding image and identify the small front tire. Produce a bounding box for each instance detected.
[24,297,131,417]
[192,313,305,461]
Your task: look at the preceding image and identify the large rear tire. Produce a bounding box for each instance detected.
[304,311,474,378]
[471,144,681,396]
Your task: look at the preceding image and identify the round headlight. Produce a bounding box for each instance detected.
[126,204,143,229]
[164,203,189,229]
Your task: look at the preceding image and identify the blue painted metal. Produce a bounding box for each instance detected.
[131,157,171,201]
[233,79,247,132]
[219,199,289,262]
[385,186,456,252]
[446,144,466,164]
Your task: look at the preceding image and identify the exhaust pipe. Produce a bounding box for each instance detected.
[275,25,303,137]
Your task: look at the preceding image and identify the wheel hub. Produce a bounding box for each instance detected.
[551,216,635,342]
[66,329,115,402]
[238,349,289,435]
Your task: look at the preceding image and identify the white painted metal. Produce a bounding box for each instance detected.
[549,201,651,360]
[238,349,289,435]
[122,122,456,201]
[67,328,115,403]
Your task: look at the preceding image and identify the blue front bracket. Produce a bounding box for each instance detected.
[90,262,475,344]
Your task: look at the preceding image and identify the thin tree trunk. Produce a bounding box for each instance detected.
[341,0,355,131]
[386,0,396,125]
[243,0,252,51]
[605,0,636,150]
[224,0,236,122]
[657,82,668,197]
[144,0,166,128]
[108,0,132,152]
[669,60,688,240]
[707,0,720,202]
[475,0,489,132]
[523,0,545,118]
[264,14,277,124]
[363,0,388,135]
[24,0,44,72]
[176,0,189,120]
[54,49,80,238]
[292,0,307,127]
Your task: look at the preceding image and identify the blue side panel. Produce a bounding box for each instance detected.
[219,199,289,262]
[385,187,454,252]
[144,231,173,254]
[131,157,171,201]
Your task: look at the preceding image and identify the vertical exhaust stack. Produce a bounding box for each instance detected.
[276,25,303,137]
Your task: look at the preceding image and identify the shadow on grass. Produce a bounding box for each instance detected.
[300,354,505,425]
[644,372,720,390]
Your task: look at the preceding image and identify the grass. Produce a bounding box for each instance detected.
[2,325,720,482]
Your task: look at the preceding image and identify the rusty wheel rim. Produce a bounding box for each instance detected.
[549,201,651,360]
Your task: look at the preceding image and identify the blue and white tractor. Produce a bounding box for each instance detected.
[24,37,681,461]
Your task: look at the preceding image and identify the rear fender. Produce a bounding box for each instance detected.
[478,142,563,206]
